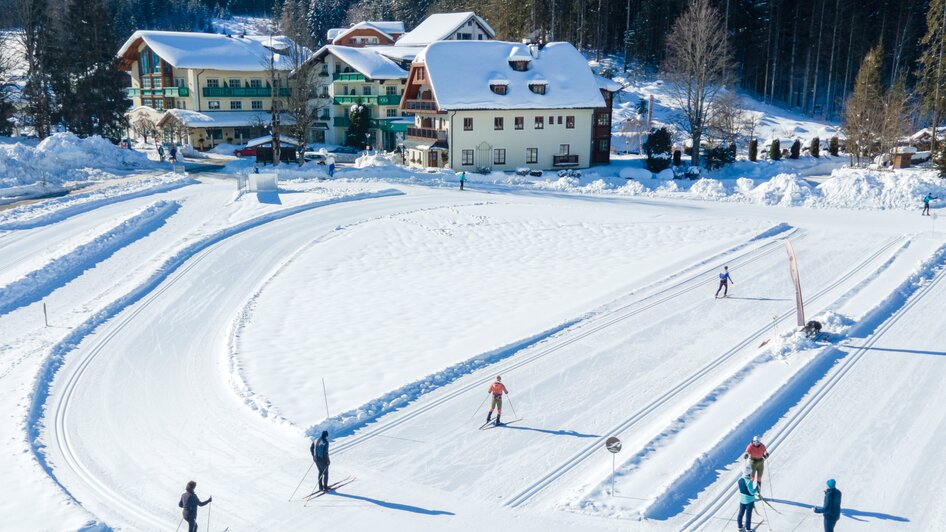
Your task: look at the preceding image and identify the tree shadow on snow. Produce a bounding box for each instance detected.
[769,498,910,523]
[501,425,599,438]
[327,492,454,515]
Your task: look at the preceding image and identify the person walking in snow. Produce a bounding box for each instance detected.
[157,145,165,162]
[326,153,336,178]
[814,479,842,532]
[169,145,178,163]
[715,266,734,298]
[485,375,509,426]
[311,431,331,491]
[459,171,466,191]
[736,466,758,531]
[178,480,211,532]
[922,193,938,216]
[743,435,769,491]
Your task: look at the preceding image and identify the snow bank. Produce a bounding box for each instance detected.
[744,173,816,206]
[0,133,153,188]
[817,167,946,210]
[354,152,400,168]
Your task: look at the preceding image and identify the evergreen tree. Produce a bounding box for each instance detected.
[749,138,758,161]
[17,0,55,139]
[643,126,673,172]
[770,138,781,160]
[829,135,840,156]
[346,102,370,147]
[918,0,946,154]
[810,136,820,158]
[790,139,801,159]
[935,141,946,178]
[844,44,885,165]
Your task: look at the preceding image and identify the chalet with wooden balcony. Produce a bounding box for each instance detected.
[117,30,296,149]
[394,12,495,47]
[399,40,616,171]
[326,21,406,47]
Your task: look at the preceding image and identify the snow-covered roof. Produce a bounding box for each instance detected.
[371,46,424,62]
[245,134,300,148]
[307,45,408,79]
[909,126,946,141]
[331,22,392,44]
[156,109,295,128]
[595,75,623,92]
[117,31,296,71]
[327,28,345,41]
[419,41,605,110]
[395,12,495,47]
[327,21,405,44]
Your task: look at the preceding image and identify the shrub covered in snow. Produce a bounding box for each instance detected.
[748,139,758,162]
[770,139,782,161]
[558,169,582,178]
[619,166,652,180]
[829,136,840,156]
[704,143,736,170]
[810,137,821,158]
[790,139,801,159]
[644,127,673,172]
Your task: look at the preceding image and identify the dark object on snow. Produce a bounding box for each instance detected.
[810,137,821,158]
[673,149,682,166]
[179,481,211,532]
[829,136,840,157]
[705,143,736,170]
[790,139,802,159]
[770,139,782,161]
[803,320,823,338]
[529,169,543,177]
[814,481,842,531]
[685,166,701,179]
[644,127,673,172]
[749,139,758,162]
[311,431,331,490]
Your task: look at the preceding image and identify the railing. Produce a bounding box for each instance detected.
[126,86,190,98]
[333,72,366,82]
[407,127,446,141]
[553,154,580,166]
[333,94,402,106]
[279,87,292,97]
[373,118,409,133]
[377,94,402,105]
[404,99,437,111]
[202,86,272,97]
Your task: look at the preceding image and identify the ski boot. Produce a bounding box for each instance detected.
[486,412,492,424]
[494,414,501,426]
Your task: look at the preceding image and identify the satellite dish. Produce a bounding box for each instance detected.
[605,436,622,453]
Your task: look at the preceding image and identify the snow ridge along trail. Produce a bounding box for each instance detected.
[325,224,798,450]
[31,189,402,525]
[681,241,946,531]
[504,236,908,510]
[0,200,180,316]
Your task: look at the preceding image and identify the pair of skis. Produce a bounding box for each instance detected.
[300,475,356,503]
[478,418,523,430]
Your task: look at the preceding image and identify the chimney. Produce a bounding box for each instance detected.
[529,43,540,59]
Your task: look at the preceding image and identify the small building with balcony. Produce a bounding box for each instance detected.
[395,12,495,47]
[326,21,406,47]
[400,40,615,171]
[117,30,296,149]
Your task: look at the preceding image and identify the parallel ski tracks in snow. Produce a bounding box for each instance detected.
[680,242,946,531]
[332,229,803,456]
[502,235,906,509]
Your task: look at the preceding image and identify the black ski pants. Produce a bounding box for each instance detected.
[738,501,754,529]
[923,203,931,215]
[824,517,839,532]
[716,281,729,297]
[316,459,329,489]
[185,517,198,532]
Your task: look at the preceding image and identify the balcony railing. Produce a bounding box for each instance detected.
[407,127,447,141]
[377,94,402,105]
[126,86,190,98]
[333,116,350,127]
[333,72,366,82]
[404,99,438,111]
[333,94,402,106]
[202,86,272,97]
[553,154,580,166]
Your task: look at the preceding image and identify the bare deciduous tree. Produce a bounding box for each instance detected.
[661,0,736,167]
[708,90,748,145]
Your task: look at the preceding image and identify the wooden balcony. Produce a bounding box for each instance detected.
[553,154,580,166]
[404,99,438,112]
[407,127,447,141]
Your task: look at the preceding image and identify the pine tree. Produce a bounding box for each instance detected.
[829,135,839,156]
[810,137,820,158]
[346,103,370,147]
[749,138,758,161]
[770,138,781,160]
[790,139,801,158]
[918,0,946,154]
[844,45,885,165]
[17,0,55,138]
[644,127,673,172]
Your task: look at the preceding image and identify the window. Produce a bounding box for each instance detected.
[230,101,242,110]
[142,77,151,88]
[175,100,187,110]
[528,83,546,94]
[251,100,263,110]
[494,117,504,130]
[363,86,372,95]
[514,116,524,130]
[209,128,222,140]
[174,77,186,87]
[597,139,610,151]
[206,79,219,88]
[534,116,544,129]
[250,79,262,88]
[386,108,397,117]
[154,99,164,110]
[509,60,530,72]
[596,113,610,126]
[526,148,538,164]
[558,116,563,125]
[416,68,425,81]
[458,33,472,40]
[493,149,506,165]
[386,85,397,95]
[566,116,575,129]
[559,144,570,155]
[208,100,220,110]
[464,117,473,131]
[462,149,474,165]
[229,78,241,88]
[490,83,507,95]
[549,115,554,124]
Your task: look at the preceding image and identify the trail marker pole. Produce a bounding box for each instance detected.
[43,303,49,327]
[605,436,622,496]
[322,378,330,419]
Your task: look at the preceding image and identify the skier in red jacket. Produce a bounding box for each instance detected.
[743,435,770,492]
[485,376,509,426]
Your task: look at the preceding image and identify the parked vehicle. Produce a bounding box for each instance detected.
[233,146,257,157]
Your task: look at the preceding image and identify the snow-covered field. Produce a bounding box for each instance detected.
[1,158,945,531]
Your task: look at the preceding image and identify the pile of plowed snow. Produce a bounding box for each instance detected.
[0,133,152,188]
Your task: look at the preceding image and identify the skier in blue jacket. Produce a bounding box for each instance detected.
[716,266,734,298]
[814,478,842,531]
[922,194,938,216]
[736,466,757,531]
[310,431,331,491]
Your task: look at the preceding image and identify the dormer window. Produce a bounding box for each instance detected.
[529,81,548,94]
[508,46,533,71]
[509,60,530,72]
[489,79,509,95]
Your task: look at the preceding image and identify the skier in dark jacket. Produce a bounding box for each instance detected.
[814,478,842,532]
[736,466,758,531]
[922,194,938,216]
[311,431,331,491]
[715,266,734,298]
[178,480,211,532]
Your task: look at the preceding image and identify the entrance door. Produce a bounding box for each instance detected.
[476,141,492,171]
[427,150,438,167]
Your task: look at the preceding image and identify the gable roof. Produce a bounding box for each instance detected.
[395,12,495,47]
[330,22,393,44]
[327,21,405,43]
[117,31,296,72]
[418,41,605,110]
[307,45,408,80]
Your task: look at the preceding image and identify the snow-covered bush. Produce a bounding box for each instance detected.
[829,136,840,156]
[770,138,782,161]
[790,139,801,159]
[558,169,582,178]
[515,167,531,176]
[620,166,652,180]
[748,139,758,161]
[810,137,821,158]
[644,127,673,172]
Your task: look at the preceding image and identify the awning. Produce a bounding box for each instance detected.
[245,134,301,149]
[156,109,296,128]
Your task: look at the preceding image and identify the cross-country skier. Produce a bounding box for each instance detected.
[716,266,734,298]
[922,193,938,216]
[737,466,758,531]
[814,479,842,532]
[485,376,508,426]
[311,431,331,491]
[178,481,211,532]
[459,171,466,191]
[743,435,769,491]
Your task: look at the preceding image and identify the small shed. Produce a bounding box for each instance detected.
[891,146,917,169]
[249,135,300,165]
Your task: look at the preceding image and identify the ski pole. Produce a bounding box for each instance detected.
[175,518,183,532]
[207,496,211,532]
[288,462,314,501]
[506,395,519,419]
[471,393,489,418]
